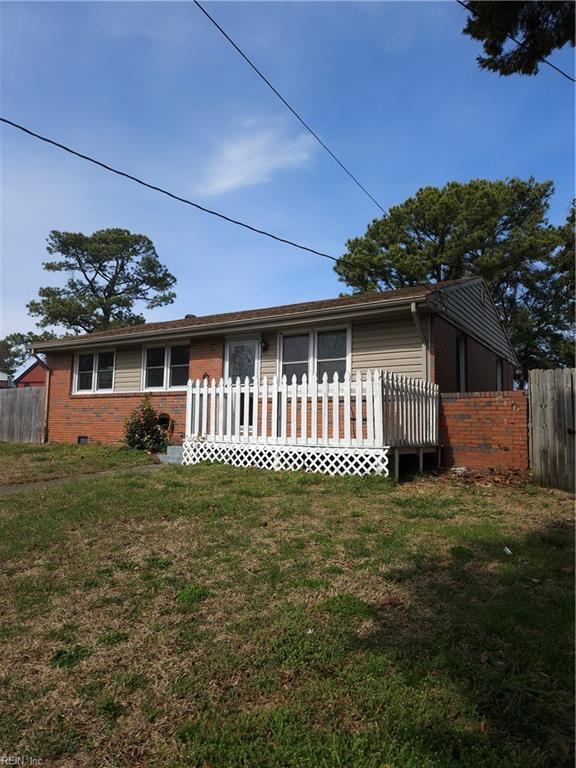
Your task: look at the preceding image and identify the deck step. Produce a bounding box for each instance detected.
[158,446,183,464]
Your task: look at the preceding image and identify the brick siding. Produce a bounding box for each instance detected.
[439,390,529,471]
[431,315,513,393]
[45,337,224,444]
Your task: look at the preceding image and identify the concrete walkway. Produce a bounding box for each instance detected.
[0,462,166,497]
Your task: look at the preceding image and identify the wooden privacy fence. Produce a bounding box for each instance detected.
[529,368,575,492]
[0,387,45,443]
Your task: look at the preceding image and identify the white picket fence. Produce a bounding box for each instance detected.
[182,371,439,476]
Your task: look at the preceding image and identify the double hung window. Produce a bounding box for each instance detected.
[75,351,115,393]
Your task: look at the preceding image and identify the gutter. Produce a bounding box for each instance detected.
[32,295,431,353]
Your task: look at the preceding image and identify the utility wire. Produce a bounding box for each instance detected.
[456,0,576,84]
[0,116,337,261]
[193,0,387,214]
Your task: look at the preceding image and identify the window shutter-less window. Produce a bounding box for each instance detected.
[145,348,166,388]
[316,330,346,380]
[96,352,114,390]
[77,353,94,391]
[282,334,309,382]
[170,345,189,387]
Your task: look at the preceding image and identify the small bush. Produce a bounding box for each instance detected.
[124,396,168,453]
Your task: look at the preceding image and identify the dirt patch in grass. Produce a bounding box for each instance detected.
[0,464,573,767]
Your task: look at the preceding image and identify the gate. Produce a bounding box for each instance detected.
[529,369,575,492]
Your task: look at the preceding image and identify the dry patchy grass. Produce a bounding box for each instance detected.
[0,442,152,486]
[0,464,573,767]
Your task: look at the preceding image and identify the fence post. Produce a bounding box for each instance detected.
[301,374,308,445]
[261,376,268,444]
[332,372,340,446]
[374,370,383,447]
[321,373,329,445]
[217,378,224,439]
[355,371,363,446]
[310,374,318,444]
[185,378,193,440]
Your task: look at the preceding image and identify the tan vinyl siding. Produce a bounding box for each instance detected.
[352,317,423,379]
[114,346,142,391]
[432,281,515,364]
[260,333,277,378]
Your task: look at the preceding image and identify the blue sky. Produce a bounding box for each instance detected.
[1,1,574,336]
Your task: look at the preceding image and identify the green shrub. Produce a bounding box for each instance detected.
[124,396,168,453]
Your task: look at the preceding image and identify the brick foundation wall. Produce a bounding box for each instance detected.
[45,337,224,444]
[439,391,529,471]
[431,315,513,393]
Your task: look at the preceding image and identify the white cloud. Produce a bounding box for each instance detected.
[198,122,316,196]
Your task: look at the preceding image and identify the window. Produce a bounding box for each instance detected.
[170,345,189,387]
[75,351,115,393]
[77,353,94,391]
[144,345,189,389]
[282,334,309,383]
[280,328,350,383]
[317,330,347,380]
[145,347,166,388]
[97,351,115,390]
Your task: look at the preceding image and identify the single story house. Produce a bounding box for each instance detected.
[32,277,516,445]
[13,358,48,388]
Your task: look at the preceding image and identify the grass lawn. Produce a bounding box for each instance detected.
[0,442,153,486]
[0,462,573,767]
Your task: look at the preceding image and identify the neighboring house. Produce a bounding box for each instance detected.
[13,359,48,388]
[0,371,14,389]
[32,277,516,445]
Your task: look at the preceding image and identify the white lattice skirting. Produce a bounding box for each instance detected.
[181,440,390,477]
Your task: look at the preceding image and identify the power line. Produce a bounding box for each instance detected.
[456,0,576,84]
[0,116,337,262]
[193,0,387,214]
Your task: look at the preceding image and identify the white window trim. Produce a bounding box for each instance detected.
[224,337,262,381]
[73,350,116,395]
[277,325,352,382]
[141,344,190,391]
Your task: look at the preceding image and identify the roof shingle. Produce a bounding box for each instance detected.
[34,277,476,349]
